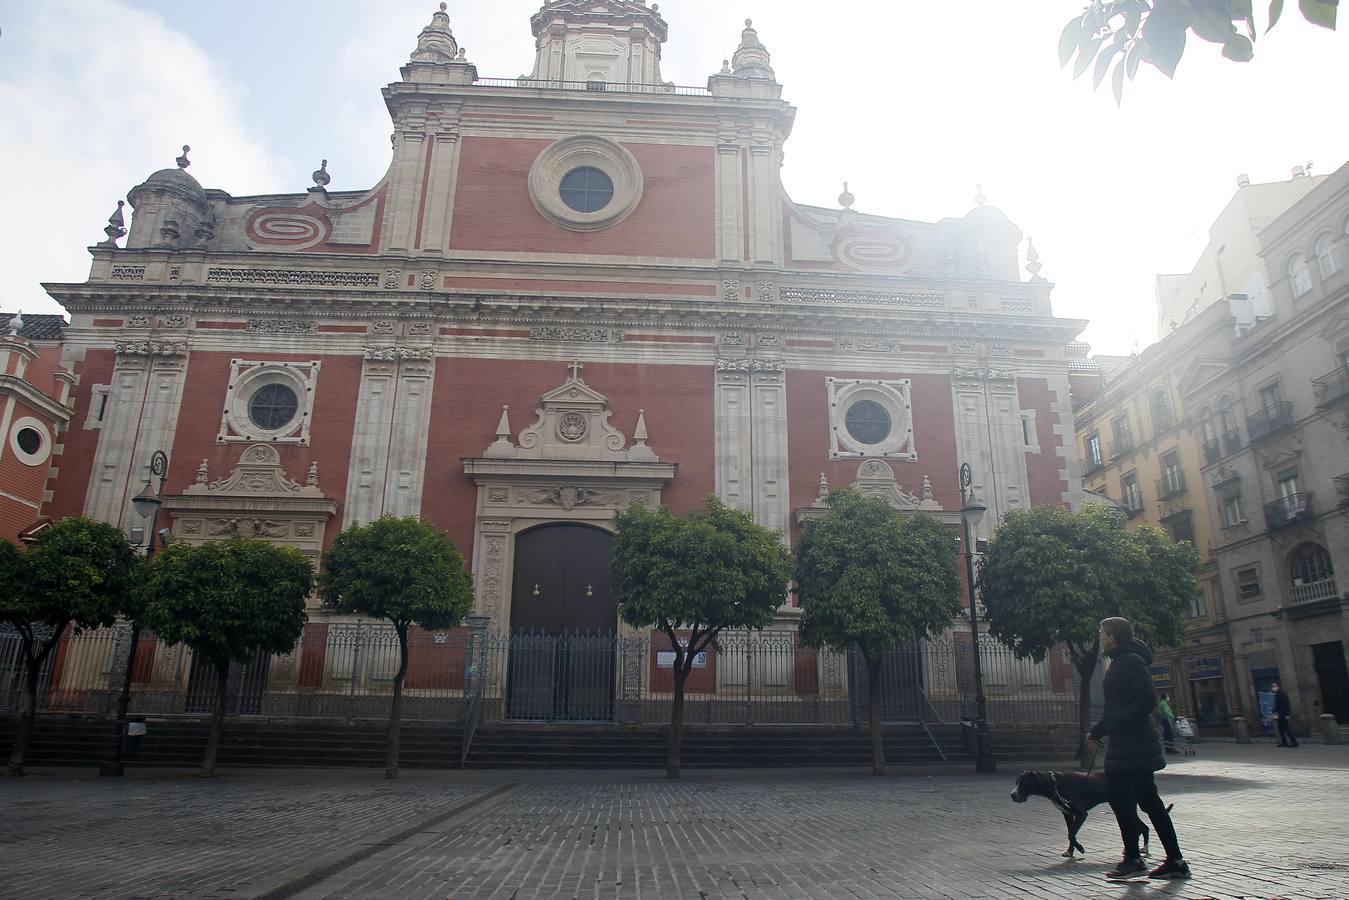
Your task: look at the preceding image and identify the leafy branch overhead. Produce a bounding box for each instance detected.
[1061,0,1338,103]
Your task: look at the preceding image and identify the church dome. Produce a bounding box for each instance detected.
[130,145,207,207]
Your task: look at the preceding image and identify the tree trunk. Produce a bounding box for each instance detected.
[201,659,230,778]
[386,624,409,780]
[668,665,688,780]
[868,658,885,776]
[1072,642,1100,767]
[7,631,60,777]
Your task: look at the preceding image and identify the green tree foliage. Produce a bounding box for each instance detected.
[611,496,792,779]
[140,538,313,776]
[319,516,474,779]
[795,490,962,775]
[2,518,140,776]
[976,504,1198,753]
[1061,1,1338,103]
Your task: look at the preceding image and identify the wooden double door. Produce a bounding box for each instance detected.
[506,523,617,720]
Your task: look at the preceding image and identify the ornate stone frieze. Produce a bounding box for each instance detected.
[420,270,437,291]
[192,445,323,497]
[163,314,188,328]
[755,333,781,348]
[114,339,187,357]
[383,267,402,289]
[207,517,290,538]
[722,279,740,302]
[834,337,899,353]
[720,332,744,346]
[517,485,623,511]
[406,321,433,336]
[245,318,316,334]
[754,280,778,303]
[779,287,944,309]
[952,340,981,355]
[952,367,1016,382]
[999,297,1033,313]
[363,346,435,362]
[110,265,146,280]
[716,358,784,373]
[206,267,379,287]
[127,314,152,328]
[371,320,395,334]
[530,326,623,343]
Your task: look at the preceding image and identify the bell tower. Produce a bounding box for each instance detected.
[524,0,669,86]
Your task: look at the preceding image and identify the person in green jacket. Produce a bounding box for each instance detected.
[1156,695,1176,749]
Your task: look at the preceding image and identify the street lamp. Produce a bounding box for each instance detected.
[959,462,997,774]
[99,449,168,777]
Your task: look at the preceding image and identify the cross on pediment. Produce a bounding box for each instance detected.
[568,360,584,382]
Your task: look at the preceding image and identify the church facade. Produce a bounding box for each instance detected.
[38,3,1085,713]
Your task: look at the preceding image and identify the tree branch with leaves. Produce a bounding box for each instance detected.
[1061,1,1338,103]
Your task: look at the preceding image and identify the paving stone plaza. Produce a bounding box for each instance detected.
[2,742,1346,899]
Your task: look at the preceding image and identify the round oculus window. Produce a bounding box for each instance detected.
[845,399,892,446]
[15,427,42,456]
[248,383,299,431]
[558,166,614,213]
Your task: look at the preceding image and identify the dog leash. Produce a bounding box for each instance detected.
[1046,772,1081,815]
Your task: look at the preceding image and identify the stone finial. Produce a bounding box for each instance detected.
[818,472,830,501]
[176,145,191,169]
[974,184,986,207]
[731,18,776,80]
[633,409,649,445]
[921,475,934,502]
[311,159,330,191]
[1025,237,1044,281]
[838,182,854,210]
[99,200,127,248]
[719,58,732,75]
[410,2,460,64]
[6,310,23,337]
[306,461,319,486]
[495,405,511,438]
[195,459,209,484]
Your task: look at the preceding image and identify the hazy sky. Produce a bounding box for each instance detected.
[1,1,1344,354]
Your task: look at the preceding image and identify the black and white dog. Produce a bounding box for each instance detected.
[1010,770,1169,858]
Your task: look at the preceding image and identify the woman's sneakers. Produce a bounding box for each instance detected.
[1104,857,1147,880]
[1148,857,1192,879]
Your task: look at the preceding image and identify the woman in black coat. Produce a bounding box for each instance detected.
[1088,617,1190,880]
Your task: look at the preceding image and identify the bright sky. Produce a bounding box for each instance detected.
[1,1,1344,355]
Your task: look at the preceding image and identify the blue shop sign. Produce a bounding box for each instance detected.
[1150,665,1174,688]
[1187,656,1223,681]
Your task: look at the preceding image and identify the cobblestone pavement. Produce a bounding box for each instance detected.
[1,743,1346,899]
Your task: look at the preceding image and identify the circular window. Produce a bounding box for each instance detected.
[15,427,42,456]
[8,417,51,467]
[249,383,299,430]
[845,400,892,445]
[559,167,614,213]
[527,136,644,232]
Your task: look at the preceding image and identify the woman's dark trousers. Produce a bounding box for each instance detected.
[1106,772,1182,860]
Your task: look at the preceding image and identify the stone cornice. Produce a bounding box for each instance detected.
[462,457,677,483]
[0,374,75,423]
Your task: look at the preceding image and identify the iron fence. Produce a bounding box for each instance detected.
[3,624,1079,726]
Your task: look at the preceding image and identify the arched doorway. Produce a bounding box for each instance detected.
[506,523,617,720]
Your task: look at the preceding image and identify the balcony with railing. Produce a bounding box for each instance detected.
[1222,429,1243,454]
[1156,470,1187,500]
[1288,577,1339,606]
[1123,495,1145,518]
[1210,466,1240,489]
[1313,366,1349,408]
[1109,436,1135,460]
[1201,437,1222,465]
[1264,492,1314,530]
[1081,455,1105,477]
[1246,402,1295,443]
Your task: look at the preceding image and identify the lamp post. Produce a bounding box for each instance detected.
[959,462,997,774]
[99,449,168,777]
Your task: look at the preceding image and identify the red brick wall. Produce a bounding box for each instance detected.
[45,350,116,521]
[448,138,715,259]
[1018,377,1068,508]
[420,359,715,555]
[785,370,960,543]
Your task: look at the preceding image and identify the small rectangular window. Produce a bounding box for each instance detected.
[1259,382,1283,410]
[1221,492,1245,528]
[1236,567,1262,601]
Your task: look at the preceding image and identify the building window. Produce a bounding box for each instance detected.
[1259,381,1283,410]
[1111,413,1133,455]
[1122,471,1142,514]
[1190,583,1210,619]
[558,166,614,213]
[844,399,891,445]
[1020,409,1040,452]
[1236,566,1262,601]
[1316,234,1341,280]
[248,383,300,431]
[1220,490,1245,528]
[1200,411,1220,464]
[8,417,51,467]
[1152,389,1174,435]
[1288,253,1313,297]
[1164,509,1195,545]
[826,378,915,460]
[1291,543,1334,586]
[1159,449,1184,497]
[1218,395,1240,450]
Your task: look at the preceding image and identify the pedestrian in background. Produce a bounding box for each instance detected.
[1156,694,1176,752]
[1273,683,1299,748]
[1090,617,1190,881]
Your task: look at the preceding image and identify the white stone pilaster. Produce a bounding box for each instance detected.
[716,134,744,264]
[750,368,790,540]
[342,358,398,525]
[715,368,752,512]
[383,358,435,517]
